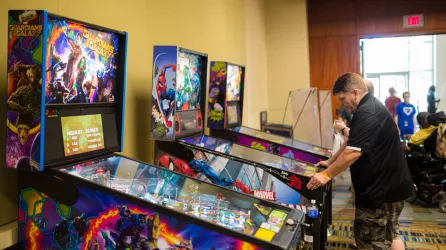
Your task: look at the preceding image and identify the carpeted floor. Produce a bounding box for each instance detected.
[302,170,446,250]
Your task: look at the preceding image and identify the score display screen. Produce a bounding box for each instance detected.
[61,114,105,156]
[227,103,240,125]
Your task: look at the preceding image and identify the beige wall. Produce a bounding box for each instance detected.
[264,0,311,125]
[244,0,269,129]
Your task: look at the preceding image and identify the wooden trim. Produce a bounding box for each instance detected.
[0,221,18,249]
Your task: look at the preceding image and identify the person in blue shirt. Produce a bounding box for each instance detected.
[395,91,417,140]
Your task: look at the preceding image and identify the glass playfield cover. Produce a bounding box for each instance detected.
[57,155,294,242]
[180,134,321,177]
[231,126,331,157]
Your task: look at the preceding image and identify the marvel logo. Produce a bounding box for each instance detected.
[253,190,276,201]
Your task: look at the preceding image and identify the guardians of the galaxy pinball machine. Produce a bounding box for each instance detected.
[6,11,119,170]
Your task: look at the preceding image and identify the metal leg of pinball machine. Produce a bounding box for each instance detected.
[312,193,327,250]
[321,191,328,249]
[312,217,321,250]
[324,192,329,247]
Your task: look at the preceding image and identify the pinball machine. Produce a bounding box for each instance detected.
[6,11,304,250]
[149,50,328,249]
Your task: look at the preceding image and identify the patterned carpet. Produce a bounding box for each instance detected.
[301,171,446,250]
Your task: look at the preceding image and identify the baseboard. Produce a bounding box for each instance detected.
[0,221,18,249]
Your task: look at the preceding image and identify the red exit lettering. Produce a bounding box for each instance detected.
[407,16,420,26]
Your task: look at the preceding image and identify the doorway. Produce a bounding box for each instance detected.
[360,34,446,112]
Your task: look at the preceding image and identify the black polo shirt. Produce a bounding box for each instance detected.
[347,93,413,208]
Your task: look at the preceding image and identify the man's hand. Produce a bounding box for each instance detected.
[315,160,330,168]
[307,172,330,190]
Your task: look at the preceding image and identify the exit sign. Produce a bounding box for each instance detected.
[403,14,424,28]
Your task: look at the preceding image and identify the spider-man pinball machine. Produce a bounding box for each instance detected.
[150,51,328,249]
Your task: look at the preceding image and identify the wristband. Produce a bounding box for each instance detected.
[321,171,331,180]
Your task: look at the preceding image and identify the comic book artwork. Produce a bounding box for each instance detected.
[155,148,303,206]
[151,46,177,140]
[18,185,263,249]
[208,62,227,129]
[18,156,265,249]
[226,64,242,101]
[6,10,44,170]
[176,51,203,111]
[45,17,119,104]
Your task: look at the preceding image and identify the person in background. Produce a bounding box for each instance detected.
[336,106,352,127]
[385,87,401,117]
[309,72,412,250]
[365,79,374,97]
[408,112,437,146]
[427,85,440,114]
[395,92,417,140]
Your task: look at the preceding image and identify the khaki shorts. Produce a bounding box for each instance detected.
[354,201,404,249]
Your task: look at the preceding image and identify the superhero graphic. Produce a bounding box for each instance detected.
[6,10,44,169]
[19,182,263,249]
[226,65,242,101]
[48,80,70,103]
[156,141,304,206]
[45,17,119,104]
[208,76,225,111]
[151,47,178,140]
[156,64,176,127]
[66,57,88,103]
[208,62,228,129]
[176,60,192,110]
[7,64,41,146]
[157,155,197,178]
[157,155,251,195]
[176,53,203,111]
[62,28,83,89]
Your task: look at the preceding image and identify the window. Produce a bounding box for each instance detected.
[361,35,434,112]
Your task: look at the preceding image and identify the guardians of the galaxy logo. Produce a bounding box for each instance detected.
[83,30,115,59]
[9,24,42,37]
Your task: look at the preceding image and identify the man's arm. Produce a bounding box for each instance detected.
[307,148,361,190]
[308,110,379,190]
[325,149,362,178]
